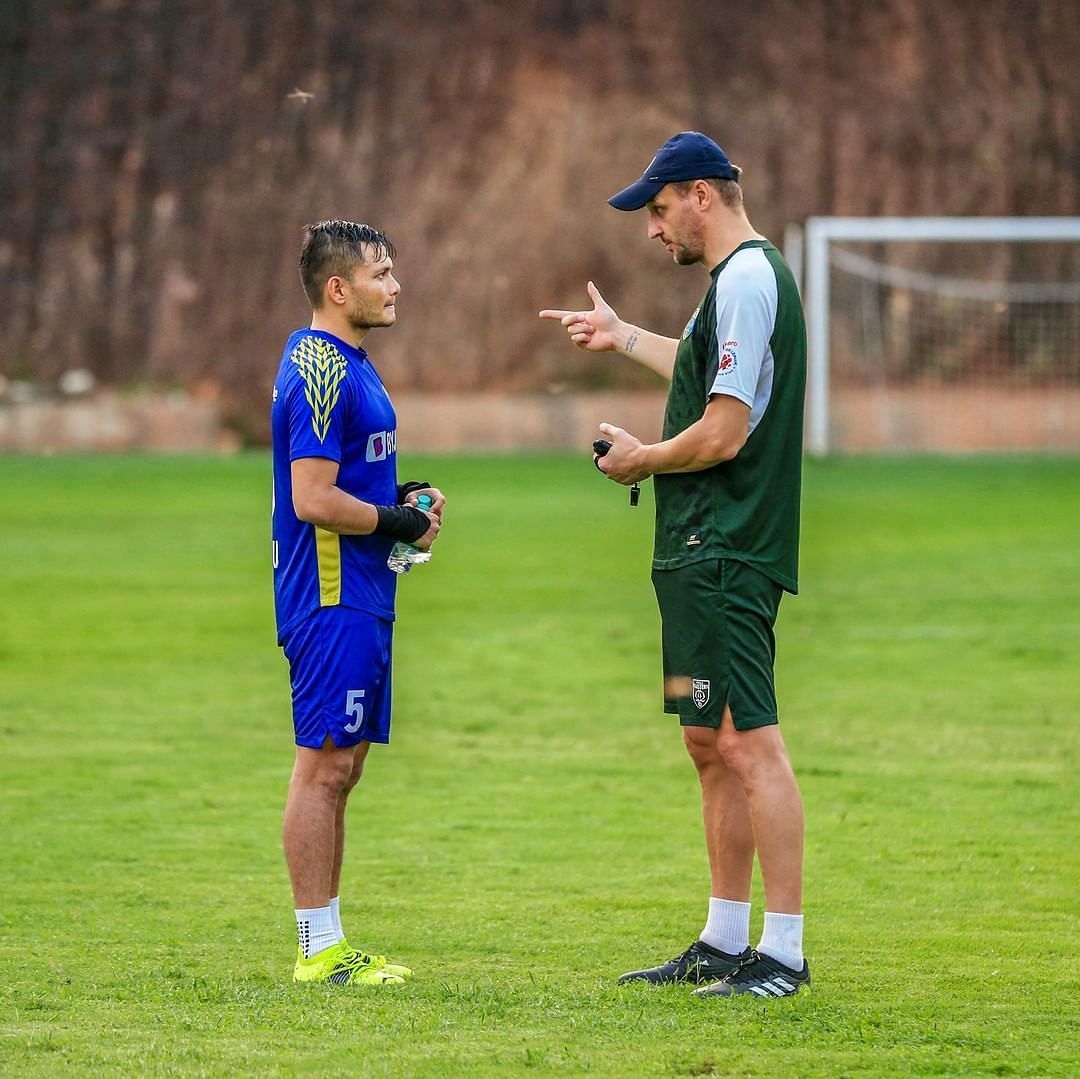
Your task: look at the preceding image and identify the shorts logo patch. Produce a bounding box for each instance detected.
[692,679,711,709]
[718,339,738,374]
[686,532,702,547]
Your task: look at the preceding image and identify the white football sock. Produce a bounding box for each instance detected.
[700,897,751,955]
[329,896,344,941]
[756,911,804,970]
[295,906,338,959]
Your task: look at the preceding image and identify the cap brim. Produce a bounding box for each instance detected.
[607,178,665,211]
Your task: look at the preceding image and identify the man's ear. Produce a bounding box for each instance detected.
[692,179,713,210]
[324,275,347,307]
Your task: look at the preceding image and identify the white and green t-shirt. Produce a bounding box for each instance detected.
[653,240,806,593]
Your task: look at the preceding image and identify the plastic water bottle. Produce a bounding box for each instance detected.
[386,493,433,574]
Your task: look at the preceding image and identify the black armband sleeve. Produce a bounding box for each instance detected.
[373,504,430,543]
[396,480,432,504]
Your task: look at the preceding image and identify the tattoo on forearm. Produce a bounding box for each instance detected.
[625,331,639,354]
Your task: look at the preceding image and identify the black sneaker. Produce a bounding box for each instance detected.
[693,949,810,998]
[618,940,752,985]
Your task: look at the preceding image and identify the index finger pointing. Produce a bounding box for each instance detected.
[538,309,574,320]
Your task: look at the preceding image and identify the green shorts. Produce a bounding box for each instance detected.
[651,558,784,731]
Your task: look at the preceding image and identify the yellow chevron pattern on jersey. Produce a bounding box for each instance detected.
[291,336,349,442]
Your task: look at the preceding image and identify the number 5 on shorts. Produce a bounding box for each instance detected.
[344,689,366,734]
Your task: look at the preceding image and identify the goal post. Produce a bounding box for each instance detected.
[799,216,1080,455]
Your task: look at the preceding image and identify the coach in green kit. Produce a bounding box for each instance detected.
[540,132,809,999]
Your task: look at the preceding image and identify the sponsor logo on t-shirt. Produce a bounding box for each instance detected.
[682,307,701,340]
[719,339,738,374]
[365,429,397,462]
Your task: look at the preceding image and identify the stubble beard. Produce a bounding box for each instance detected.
[672,221,706,266]
[350,303,395,331]
[665,221,708,265]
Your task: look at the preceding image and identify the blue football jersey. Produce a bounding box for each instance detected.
[271,328,399,641]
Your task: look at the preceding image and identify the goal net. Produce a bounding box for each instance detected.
[798,217,1080,454]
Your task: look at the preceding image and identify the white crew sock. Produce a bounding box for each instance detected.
[329,896,344,941]
[756,911,804,971]
[295,906,338,959]
[700,897,751,955]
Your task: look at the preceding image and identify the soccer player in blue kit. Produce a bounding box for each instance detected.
[272,220,445,987]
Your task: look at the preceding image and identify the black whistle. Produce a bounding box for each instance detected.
[591,438,639,507]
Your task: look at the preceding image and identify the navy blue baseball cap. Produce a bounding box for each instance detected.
[608,132,739,211]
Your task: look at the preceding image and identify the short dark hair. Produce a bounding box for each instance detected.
[671,174,743,209]
[299,220,396,307]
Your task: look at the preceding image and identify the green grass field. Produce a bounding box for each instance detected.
[1,453,1077,1077]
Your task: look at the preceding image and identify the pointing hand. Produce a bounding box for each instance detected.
[539,281,620,352]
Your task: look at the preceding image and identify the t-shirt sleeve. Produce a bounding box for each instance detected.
[707,255,779,406]
[284,337,351,462]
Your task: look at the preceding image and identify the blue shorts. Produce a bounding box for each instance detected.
[281,606,394,749]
